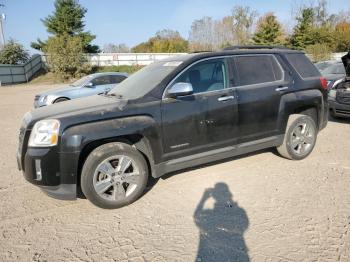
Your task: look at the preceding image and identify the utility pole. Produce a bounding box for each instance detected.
[0,3,5,50]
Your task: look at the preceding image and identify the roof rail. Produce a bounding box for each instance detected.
[223,45,290,51]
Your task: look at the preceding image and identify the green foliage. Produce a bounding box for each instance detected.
[92,65,143,74]
[43,0,86,35]
[31,0,99,53]
[132,30,188,53]
[44,34,91,79]
[253,13,285,45]
[306,43,332,62]
[289,8,315,49]
[334,22,350,52]
[0,40,30,65]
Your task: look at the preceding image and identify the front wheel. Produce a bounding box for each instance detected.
[277,114,317,160]
[81,142,149,209]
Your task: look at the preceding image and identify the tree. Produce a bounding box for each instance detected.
[132,30,188,53]
[289,8,315,49]
[334,21,350,52]
[189,17,216,51]
[44,34,91,79]
[103,43,130,53]
[231,6,257,45]
[31,0,99,53]
[0,40,29,65]
[189,6,257,51]
[253,13,285,45]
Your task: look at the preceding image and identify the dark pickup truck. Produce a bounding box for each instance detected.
[17,47,328,209]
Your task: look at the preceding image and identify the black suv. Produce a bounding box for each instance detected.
[17,47,328,209]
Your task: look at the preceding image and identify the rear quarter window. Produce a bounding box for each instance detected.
[285,53,320,78]
[234,55,283,86]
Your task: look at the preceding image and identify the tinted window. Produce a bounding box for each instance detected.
[285,54,320,78]
[234,55,283,86]
[110,75,127,84]
[172,59,227,94]
[91,76,112,86]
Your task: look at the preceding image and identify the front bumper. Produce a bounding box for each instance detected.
[18,147,78,200]
[329,99,350,118]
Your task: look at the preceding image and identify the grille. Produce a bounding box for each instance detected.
[34,95,41,101]
[335,109,350,115]
[336,91,350,105]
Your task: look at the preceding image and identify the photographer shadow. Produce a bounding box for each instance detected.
[194,183,250,262]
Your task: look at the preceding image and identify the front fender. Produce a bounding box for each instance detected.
[58,115,162,181]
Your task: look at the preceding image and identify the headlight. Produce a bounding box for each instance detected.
[39,95,47,103]
[28,119,60,147]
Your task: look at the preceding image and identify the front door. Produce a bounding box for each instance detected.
[161,58,238,160]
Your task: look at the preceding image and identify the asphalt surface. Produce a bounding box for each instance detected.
[0,83,350,262]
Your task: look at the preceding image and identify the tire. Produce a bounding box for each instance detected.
[81,142,149,209]
[277,114,317,160]
[54,97,69,104]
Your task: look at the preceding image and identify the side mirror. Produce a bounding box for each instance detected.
[167,82,193,98]
[85,82,94,88]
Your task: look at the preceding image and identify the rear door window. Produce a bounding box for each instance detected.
[234,55,283,86]
[285,53,320,78]
[91,76,112,86]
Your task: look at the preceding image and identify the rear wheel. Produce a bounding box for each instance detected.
[81,142,149,209]
[277,114,317,160]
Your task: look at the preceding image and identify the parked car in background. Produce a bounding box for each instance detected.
[315,60,338,72]
[317,61,346,90]
[34,72,128,108]
[328,52,350,118]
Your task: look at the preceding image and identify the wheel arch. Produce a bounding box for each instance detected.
[53,97,70,103]
[278,89,324,134]
[77,134,155,189]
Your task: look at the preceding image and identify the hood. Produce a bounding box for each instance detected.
[28,94,128,127]
[341,52,350,77]
[38,85,81,96]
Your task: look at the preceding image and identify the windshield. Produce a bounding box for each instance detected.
[71,75,93,87]
[322,63,346,75]
[108,60,181,99]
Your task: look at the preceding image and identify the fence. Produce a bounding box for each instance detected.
[0,55,43,85]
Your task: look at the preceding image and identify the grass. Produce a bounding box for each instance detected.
[29,65,143,84]
[91,65,144,74]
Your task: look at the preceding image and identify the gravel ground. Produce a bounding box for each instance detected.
[0,83,350,262]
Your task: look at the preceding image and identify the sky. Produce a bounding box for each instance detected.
[2,0,349,53]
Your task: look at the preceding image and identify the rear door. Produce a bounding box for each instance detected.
[230,54,291,143]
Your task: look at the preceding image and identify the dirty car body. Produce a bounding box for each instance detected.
[17,48,328,208]
[34,72,128,108]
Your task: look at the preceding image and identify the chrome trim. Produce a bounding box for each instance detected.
[218,96,235,102]
[275,86,289,91]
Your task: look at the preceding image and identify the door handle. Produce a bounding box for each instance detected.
[275,86,289,92]
[218,96,234,102]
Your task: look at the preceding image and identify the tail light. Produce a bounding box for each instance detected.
[320,77,328,90]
